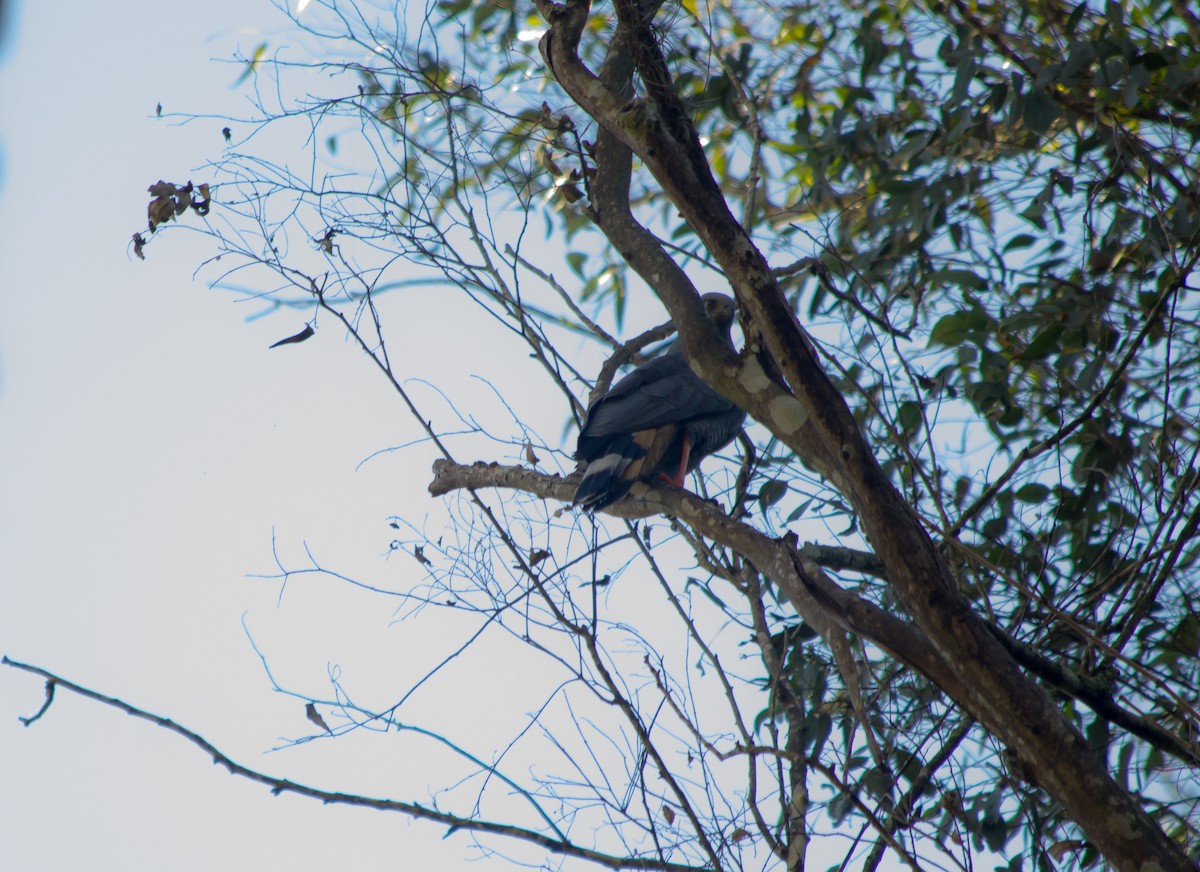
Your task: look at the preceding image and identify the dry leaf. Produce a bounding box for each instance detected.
[269,325,315,349]
[305,702,331,733]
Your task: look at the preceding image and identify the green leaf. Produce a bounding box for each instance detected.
[1086,714,1110,752]
[930,268,987,291]
[235,43,268,87]
[979,791,1009,852]
[897,400,923,434]
[881,178,922,194]
[796,710,830,757]
[1022,87,1059,135]
[982,515,1008,538]
[929,308,991,345]
[1002,233,1036,253]
[1014,483,1051,503]
[684,577,730,612]
[758,479,789,511]
[786,496,814,522]
[1065,1,1089,34]
[827,786,853,824]
[1105,0,1123,28]
[1021,323,1063,359]
[1115,741,1134,790]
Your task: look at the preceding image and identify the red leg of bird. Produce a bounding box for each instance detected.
[657,432,692,488]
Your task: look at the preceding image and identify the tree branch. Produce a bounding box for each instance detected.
[532,6,1194,866]
[429,459,984,726]
[1,656,705,872]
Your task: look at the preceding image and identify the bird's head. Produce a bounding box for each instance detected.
[700,292,737,337]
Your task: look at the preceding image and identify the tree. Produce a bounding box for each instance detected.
[10,0,1200,869]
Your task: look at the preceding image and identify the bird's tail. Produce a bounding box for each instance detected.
[572,434,644,512]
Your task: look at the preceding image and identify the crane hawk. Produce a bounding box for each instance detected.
[573,293,746,512]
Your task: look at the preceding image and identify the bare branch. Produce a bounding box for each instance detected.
[1,656,705,872]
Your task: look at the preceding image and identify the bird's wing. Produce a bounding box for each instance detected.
[577,353,736,457]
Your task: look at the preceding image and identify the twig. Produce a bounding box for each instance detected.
[17,678,56,726]
[1,656,704,872]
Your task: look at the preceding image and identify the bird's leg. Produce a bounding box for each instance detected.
[657,432,692,488]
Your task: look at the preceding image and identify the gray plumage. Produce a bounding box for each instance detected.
[573,293,746,512]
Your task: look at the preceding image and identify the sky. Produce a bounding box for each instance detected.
[0,3,899,871]
[0,1,514,868]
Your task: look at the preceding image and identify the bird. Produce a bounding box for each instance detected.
[573,293,746,512]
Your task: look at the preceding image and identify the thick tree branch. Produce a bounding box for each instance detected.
[989,627,1200,767]
[429,460,983,725]
[533,5,1193,866]
[430,459,1199,770]
[580,0,736,402]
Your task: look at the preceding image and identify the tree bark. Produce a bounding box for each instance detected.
[530,1,1193,867]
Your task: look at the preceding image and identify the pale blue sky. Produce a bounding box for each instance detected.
[0,2,501,868]
[0,3,901,871]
